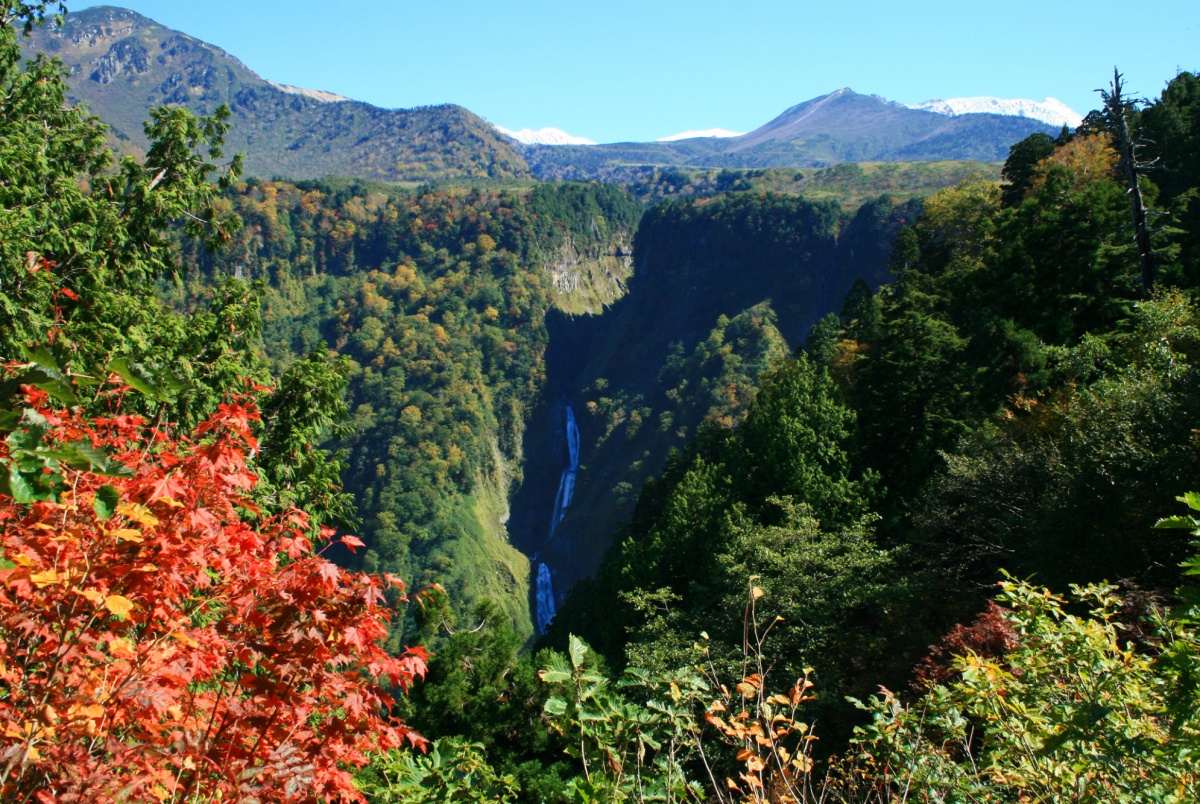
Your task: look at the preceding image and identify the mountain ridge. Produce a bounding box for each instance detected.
[522,89,1060,180]
[22,7,1062,183]
[21,5,531,181]
[494,125,597,145]
[909,96,1081,127]
[657,128,745,142]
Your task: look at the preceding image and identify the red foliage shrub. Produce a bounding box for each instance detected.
[912,600,1018,691]
[0,394,426,802]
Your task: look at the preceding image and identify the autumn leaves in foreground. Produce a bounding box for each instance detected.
[0,386,426,803]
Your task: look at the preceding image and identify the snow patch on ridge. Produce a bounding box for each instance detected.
[494,126,596,146]
[657,128,745,142]
[265,80,349,103]
[909,97,1082,128]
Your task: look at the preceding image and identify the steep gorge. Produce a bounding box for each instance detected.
[171,176,918,639]
[512,193,919,613]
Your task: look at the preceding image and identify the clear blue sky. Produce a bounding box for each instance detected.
[74,0,1198,143]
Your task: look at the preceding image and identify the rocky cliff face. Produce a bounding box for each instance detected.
[545,230,635,315]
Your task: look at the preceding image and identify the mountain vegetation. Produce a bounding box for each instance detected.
[5,2,1200,802]
[166,177,643,642]
[537,66,1200,798]
[623,161,1003,207]
[21,5,530,181]
[1,3,426,799]
[525,192,919,592]
[397,67,1200,802]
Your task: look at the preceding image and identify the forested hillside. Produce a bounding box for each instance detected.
[540,68,1200,798]
[6,1,1200,801]
[169,178,643,641]
[529,193,919,593]
[623,161,1003,207]
[379,68,1200,803]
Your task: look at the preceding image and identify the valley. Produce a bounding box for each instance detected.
[41,0,1025,637]
[4,1,1200,800]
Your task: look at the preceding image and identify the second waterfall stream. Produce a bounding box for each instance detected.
[534,404,580,633]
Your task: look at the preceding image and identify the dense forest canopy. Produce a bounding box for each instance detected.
[168,177,644,641]
[4,1,1200,800]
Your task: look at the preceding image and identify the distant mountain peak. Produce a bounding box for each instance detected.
[657,128,745,142]
[909,97,1082,128]
[494,126,596,146]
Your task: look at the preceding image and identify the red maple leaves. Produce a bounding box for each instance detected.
[0,396,426,803]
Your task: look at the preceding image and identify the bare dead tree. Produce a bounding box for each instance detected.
[1100,67,1158,296]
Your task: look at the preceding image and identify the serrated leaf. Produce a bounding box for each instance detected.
[13,367,54,386]
[579,681,606,702]
[6,426,45,453]
[60,441,131,476]
[543,696,568,716]
[539,669,571,683]
[1155,516,1198,530]
[14,408,48,433]
[93,485,119,519]
[568,634,588,670]
[78,704,105,719]
[160,374,193,393]
[117,502,158,527]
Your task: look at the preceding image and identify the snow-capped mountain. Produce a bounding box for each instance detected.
[657,128,745,142]
[908,97,1082,129]
[494,126,596,146]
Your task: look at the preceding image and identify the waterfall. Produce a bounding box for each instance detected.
[565,405,580,469]
[535,404,580,633]
[535,563,556,633]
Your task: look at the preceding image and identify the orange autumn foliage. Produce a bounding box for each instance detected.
[0,392,426,803]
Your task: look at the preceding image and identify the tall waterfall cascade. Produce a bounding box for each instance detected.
[535,563,556,634]
[535,405,579,633]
